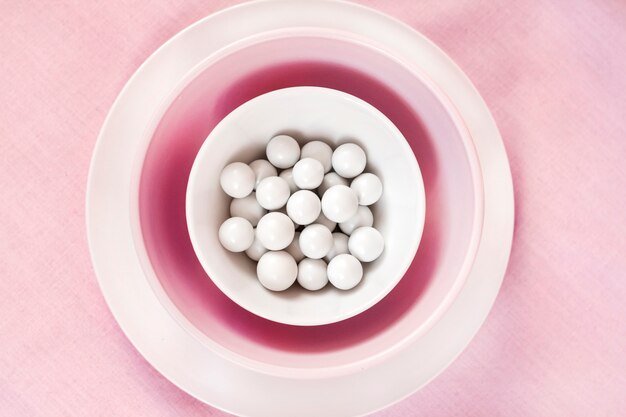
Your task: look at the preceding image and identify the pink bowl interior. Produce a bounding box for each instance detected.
[138,34,480,373]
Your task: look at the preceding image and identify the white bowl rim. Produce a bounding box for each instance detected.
[185,85,426,326]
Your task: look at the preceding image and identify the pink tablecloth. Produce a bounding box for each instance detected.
[1,0,625,415]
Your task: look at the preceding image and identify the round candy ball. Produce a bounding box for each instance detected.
[339,206,373,235]
[286,190,321,225]
[256,212,295,250]
[275,205,289,217]
[325,232,349,262]
[297,258,328,291]
[348,226,384,262]
[300,141,333,173]
[249,159,277,189]
[220,162,255,198]
[292,158,324,190]
[266,135,300,169]
[314,212,337,232]
[332,143,366,178]
[321,184,359,223]
[299,224,333,259]
[257,251,298,291]
[351,173,383,205]
[285,232,305,263]
[278,168,298,193]
[327,254,363,290]
[256,176,290,210]
[218,217,254,252]
[318,172,348,196]
[229,193,267,227]
[245,234,268,261]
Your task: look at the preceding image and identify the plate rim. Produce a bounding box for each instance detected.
[86,1,514,416]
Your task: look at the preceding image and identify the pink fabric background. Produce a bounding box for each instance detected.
[1,0,625,415]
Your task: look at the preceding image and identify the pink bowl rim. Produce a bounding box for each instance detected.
[128,27,485,379]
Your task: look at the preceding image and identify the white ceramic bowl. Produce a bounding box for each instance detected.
[186,86,425,326]
[140,31,482,377]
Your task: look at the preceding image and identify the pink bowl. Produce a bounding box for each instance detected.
[136,31,483,378]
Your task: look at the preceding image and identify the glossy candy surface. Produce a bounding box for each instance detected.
[321,184,359,223]
[220,162,255,198]
[331,143,366,178]
[218,217,254,252]
[257,251,298,291]
[266,135,300,169]
[256,212,295,250]
[327,254,363,290]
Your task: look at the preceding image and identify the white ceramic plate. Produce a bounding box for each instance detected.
[86,1,513,416]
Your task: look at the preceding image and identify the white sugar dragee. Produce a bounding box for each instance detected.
[256,176,290,210]
[349,226,384,262]
[301,140,333,173]
[292,158,324,190]
[314,211,337,232]
[287,190,321,225]
[256,212,295,250]
[327,254,363,290]
[332,143,366,178]
[339,206,373,235]
[318,172,348,196]
[278,168,298,193]
[266,135,300,169]
[257,251,298,291]
[285,231,305,263]
[249,159,277,189]
[351,173,383,206]
[230,193,266,227]
[299,224,333,259]
[220,162,255,198]
[218,217,254,252]
[245,233,268,261]
[297,258,329,291]
[321,184,359,223]
[325,232,349,262]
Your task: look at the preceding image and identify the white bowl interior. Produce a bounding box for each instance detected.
[186,87,425,326]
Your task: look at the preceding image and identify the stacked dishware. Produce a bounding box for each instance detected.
[87,1,513,416]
